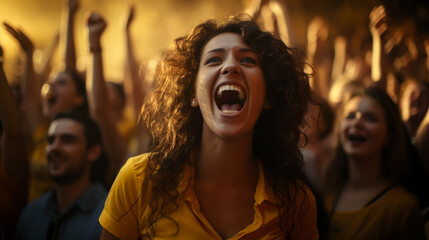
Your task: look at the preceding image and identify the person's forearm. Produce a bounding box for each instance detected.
[87,46,127,174]
[22,46,45,134]
[87,46,109,118]
[331,36,346,82]
[39,32,59,89]
[125,28,144,114]
[269,0,292,46]
[371,35,382,82]
[64,0,78,71]
[0,62,21,136]
[416,108,429,170]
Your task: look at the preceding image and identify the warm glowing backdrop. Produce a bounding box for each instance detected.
[1,0,427,83]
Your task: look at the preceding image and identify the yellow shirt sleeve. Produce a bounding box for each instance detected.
[99,153,152,239]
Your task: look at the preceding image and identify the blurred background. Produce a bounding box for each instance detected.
[0,0,428,82]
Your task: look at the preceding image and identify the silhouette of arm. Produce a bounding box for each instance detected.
[86,12,127,180]
[3,22,44,135]
[63,0,79,71]
[369,5,388,87]
[38,32,59,87]
[123,5,152,153]
[416,108,429,171]
[0,44,29,193]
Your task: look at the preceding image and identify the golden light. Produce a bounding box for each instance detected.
[0,0,246,83]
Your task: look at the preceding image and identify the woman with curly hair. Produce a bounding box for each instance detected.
[99,14,318,240]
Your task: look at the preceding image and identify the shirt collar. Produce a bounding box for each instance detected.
[254,161,277,205]
[46,182,107,215]
[42,183,107,217]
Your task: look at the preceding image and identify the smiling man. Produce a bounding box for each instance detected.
[16,112,107,240]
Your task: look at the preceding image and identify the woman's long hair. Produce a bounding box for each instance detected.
[141,14,312,239]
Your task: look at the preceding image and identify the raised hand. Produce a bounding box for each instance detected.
[308,16,328,43]
[246,0,269,19]
[369,5,388,39]
[68,0,79,15]
[86,12,107,49]
[369,5,389,85]
[125,4,135,31]
[3,22,34,54]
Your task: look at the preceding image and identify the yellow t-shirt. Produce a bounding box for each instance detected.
[27,125,55,201]
[325,186,425,240]
[118,108,137,157]
[99,153,319,240]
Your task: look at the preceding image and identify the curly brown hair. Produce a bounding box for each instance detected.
[140,14,312,239]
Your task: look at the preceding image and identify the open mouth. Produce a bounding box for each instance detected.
[46,93,57,107]
[348,133,366,143]
[215,84,246,114]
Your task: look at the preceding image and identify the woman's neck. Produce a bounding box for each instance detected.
[346,154,388,189]
[196,125,257,185]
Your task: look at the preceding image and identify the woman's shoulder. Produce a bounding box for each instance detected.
[387,186,418,200]
[117,152,158,181]
[126,152,152,165]
[383,185,420,208]
[293,180,317,202]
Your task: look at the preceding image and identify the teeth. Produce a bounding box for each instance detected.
[221,109,239,114]
[218,85,245,100]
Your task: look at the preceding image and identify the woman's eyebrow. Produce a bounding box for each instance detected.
[205,48,225,55]
[205,47,256,55]
[239,48,257,54]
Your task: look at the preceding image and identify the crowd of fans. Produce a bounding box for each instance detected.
[1,0,428,239]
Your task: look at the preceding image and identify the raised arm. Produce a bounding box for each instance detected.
[416,40,429,167]
[245,0,269,21]
[124,5,144,116]
[0,44,29,193]
[123,5,151,153]
[267,0,293,46]
[331,36,347,82]
[416,107,429,171]
[306,16,332,100]
[62,0,79,71]
[86,13,126,182]
[38,32,60,87]
[3,22,44,135]
[369,5,388,87]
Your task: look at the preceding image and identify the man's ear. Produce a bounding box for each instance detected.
[87,144,101,163]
